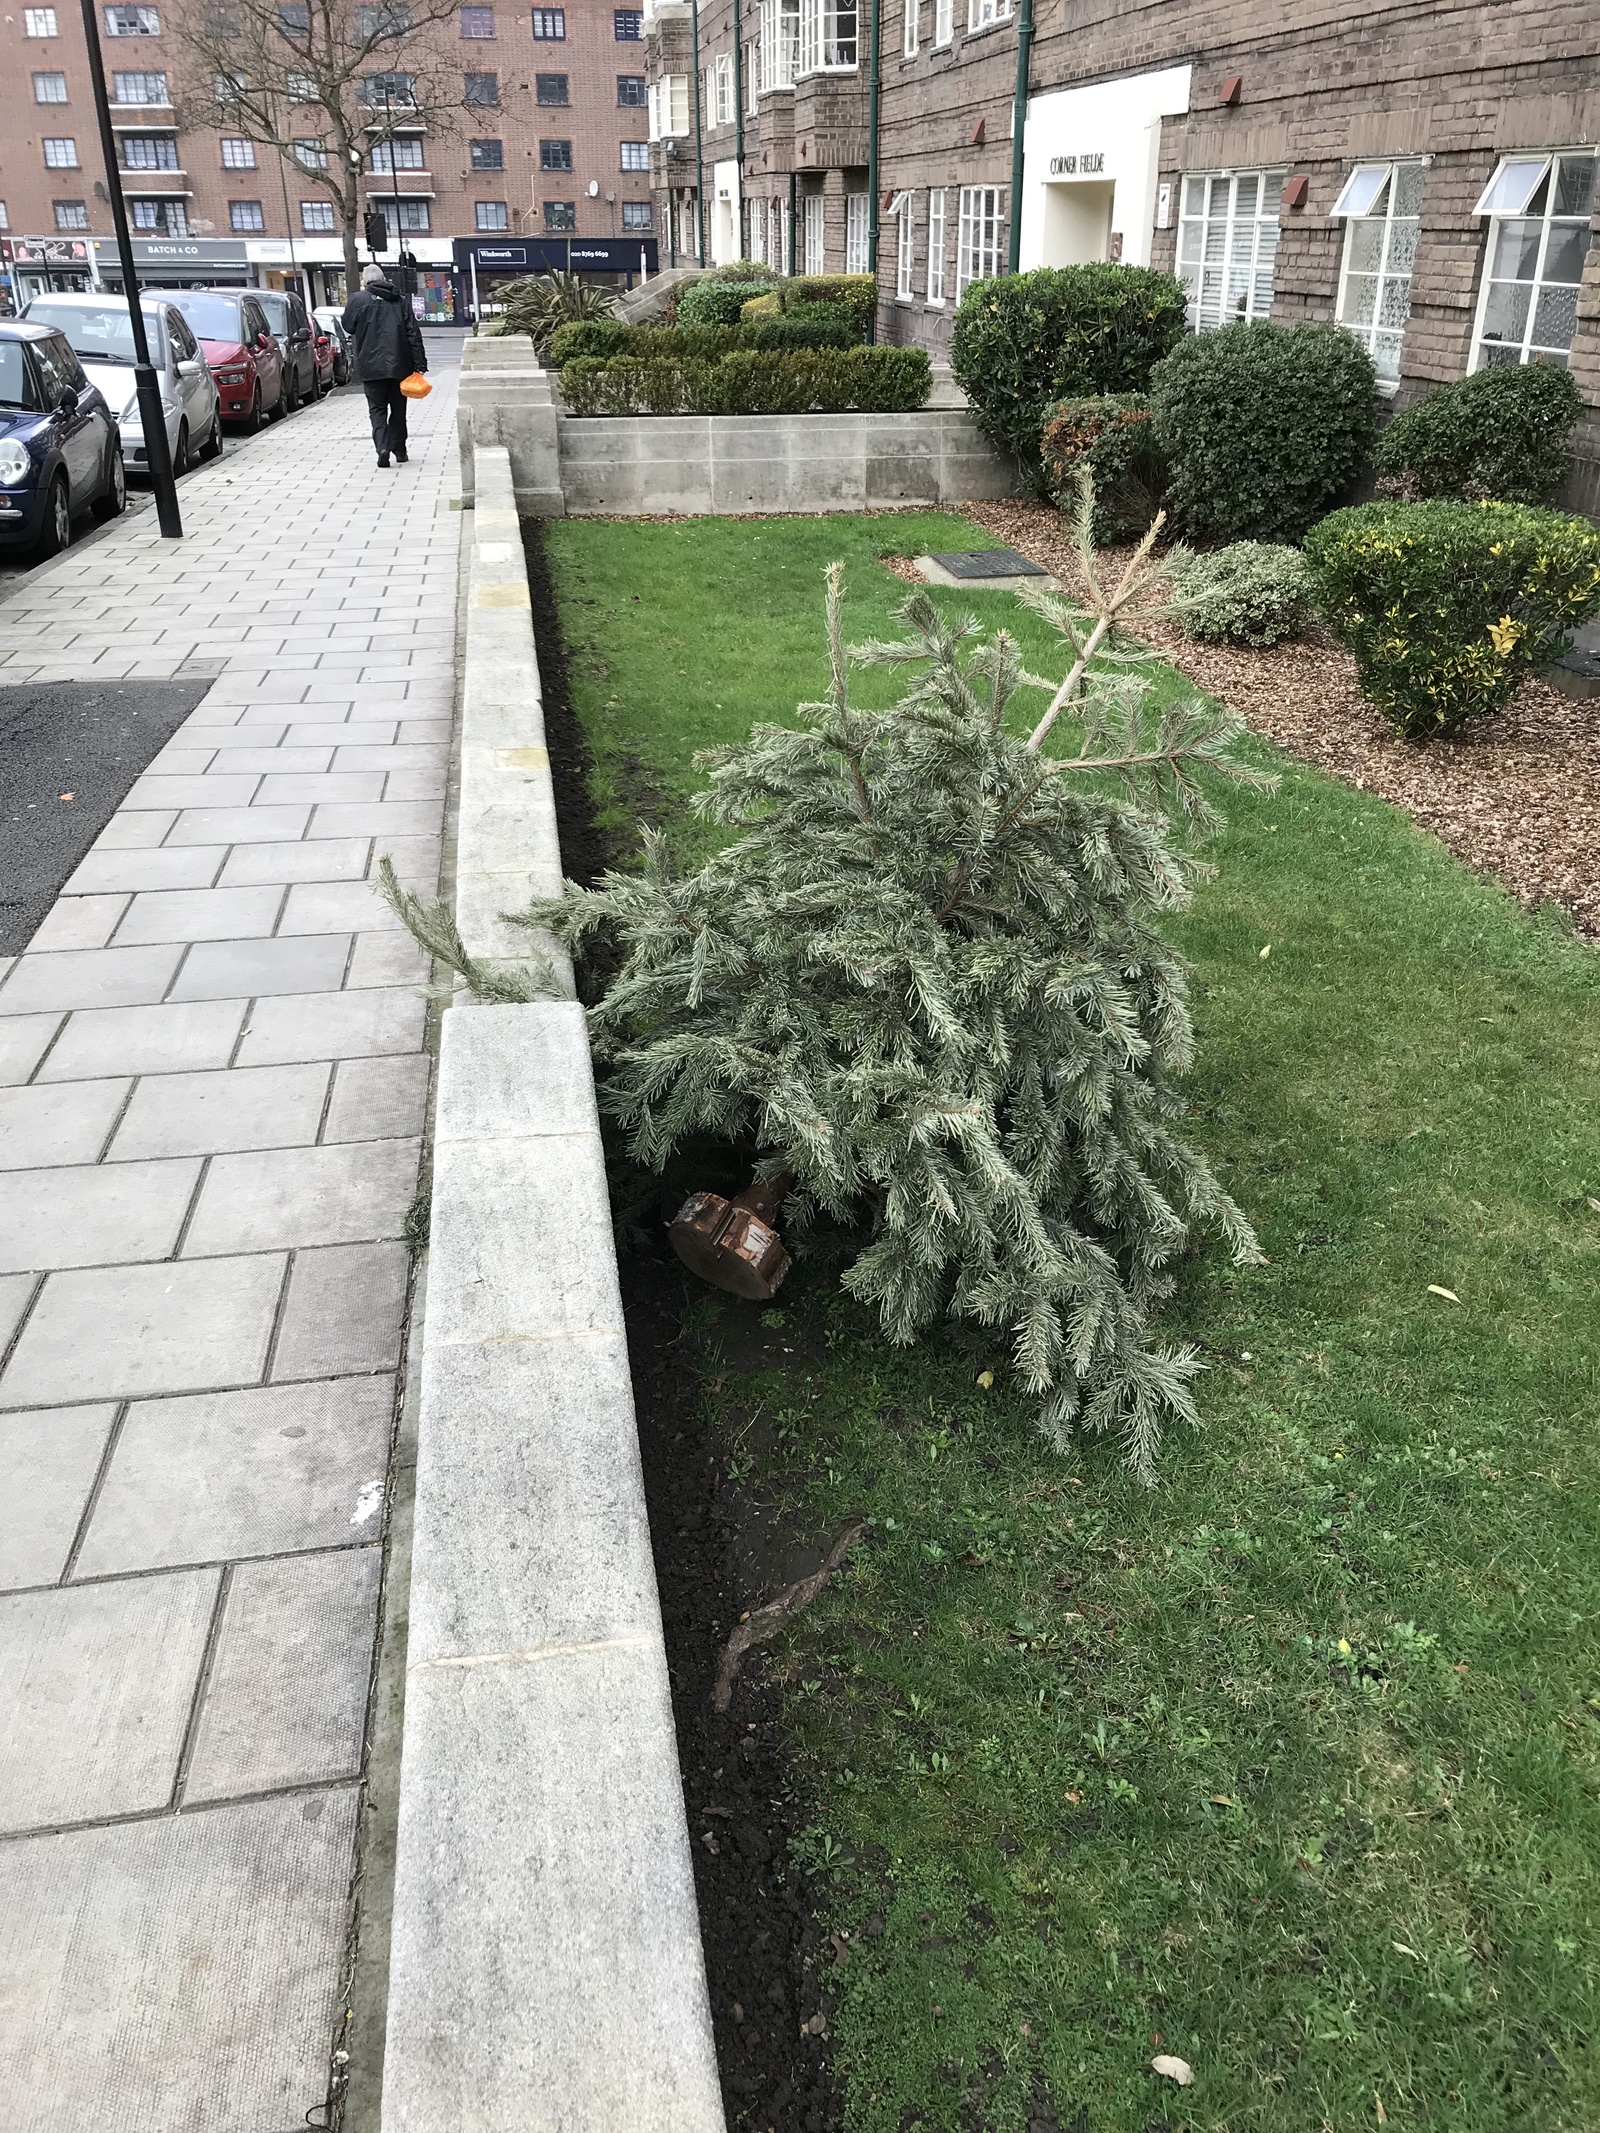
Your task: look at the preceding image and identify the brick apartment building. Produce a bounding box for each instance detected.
[642,0,1600,507]
[0,0,659,321]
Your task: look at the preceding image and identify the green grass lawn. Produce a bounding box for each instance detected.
[545,513,1600,2133]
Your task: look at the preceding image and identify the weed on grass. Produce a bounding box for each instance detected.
[547,514,1600,2133]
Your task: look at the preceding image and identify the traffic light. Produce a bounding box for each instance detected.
[364,209,389,253]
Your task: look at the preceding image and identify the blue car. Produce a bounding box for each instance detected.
[0,319,125,559]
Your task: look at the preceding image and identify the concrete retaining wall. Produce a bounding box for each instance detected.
[457,334,1015,515]
[381,444,726,2133]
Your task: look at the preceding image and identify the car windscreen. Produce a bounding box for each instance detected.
[254,295,289,329]
[167,292,247,342]
[24,300,165,366]
[0,341,40,411]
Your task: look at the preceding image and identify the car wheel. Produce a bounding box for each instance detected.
[35,474,72,561]
[241,383,263,434]
[335,356,350,387]
[198,411,224,462]
[173,421,190,476]
[92,442,126,522]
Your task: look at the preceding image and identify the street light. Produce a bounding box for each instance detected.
[75,0,181,537]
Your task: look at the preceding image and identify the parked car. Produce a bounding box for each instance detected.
[309,314,338,395]
[250,288,321,408]
[312,305,353,386]
[166,289,285,430]
[0,319,124,558]
[21,292,222,476]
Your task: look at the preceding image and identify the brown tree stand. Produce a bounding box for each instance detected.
[667,1172,792,1301]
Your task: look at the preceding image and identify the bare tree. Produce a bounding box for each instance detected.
[167,0,468,289]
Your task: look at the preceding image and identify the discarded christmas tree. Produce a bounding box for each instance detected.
[518,493,1272,1481]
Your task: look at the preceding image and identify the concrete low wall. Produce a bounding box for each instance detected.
[381,443,726,2133]
[457,334,1015,515]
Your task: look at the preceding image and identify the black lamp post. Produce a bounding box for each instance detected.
[76,0,181,537]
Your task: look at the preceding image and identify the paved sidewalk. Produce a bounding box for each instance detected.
[0,369,459,2131]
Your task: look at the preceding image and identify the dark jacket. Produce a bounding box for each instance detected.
[341,281,427,382]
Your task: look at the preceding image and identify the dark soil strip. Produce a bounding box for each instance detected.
[525,515,844,2133]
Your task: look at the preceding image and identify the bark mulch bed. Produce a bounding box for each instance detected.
[919,497,1600,942]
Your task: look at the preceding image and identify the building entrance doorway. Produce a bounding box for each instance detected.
[1039,179,1115,265]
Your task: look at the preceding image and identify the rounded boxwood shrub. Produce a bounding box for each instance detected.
[677,275,777,326]
[1374,363,1584,506]
[1149,321,1379,543]
[1039,393,1166,541]
[1305,500,1600,737]
[546,318,629,365]
[1167,542,1313,648]
[950,263,1187,468]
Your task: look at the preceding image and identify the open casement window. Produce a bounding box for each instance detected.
[956,183,1007,293]
[1471,150,1598,371]
[1177,168,1284,328]
[760,0,798,88]
[845,190,869,273]
[647,74,688,138]
[798,0,856,74]
[926,185,946,302]
[803,190,825,271]
[1333,161,1423,383]
[892,191,914,298]
[712,51,733,125]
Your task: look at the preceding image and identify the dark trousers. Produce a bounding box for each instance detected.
[363,378,408,459]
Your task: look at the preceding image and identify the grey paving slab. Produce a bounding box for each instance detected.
[0,1159,200,1276]
[183,1139,420,1256]
[124,773,261,809]
[28,894,133,953]
[0,1788,360,2133]
[64,844,228,894]
[323,1052,431,1143]
[307,800,442,839]
[0,1273,37,1358]
[258,771,387,806]
[109,1062,330,1161]
[278,878,402,935]
[88,809,178,850]
[185,1550,382,1801]
[76,1377,394,1575]
[0,1012,62,1086]
[0,944,184,1016]
[272,1240,411,1381]
[0,1403,117,1589]
[217,836,371,887]
[234,985,425,1066]
[287,720,393,746]
[347,931,430,989]
[168,933,351,1001]
[0,1570,219,1830]
[0,1252,283,1406]
[378,767,449,804]
[0,1078,129,1169]
[37,998,247,1082]
[113,884,285,946]
[164,804,311,846]
[205,746,335,774]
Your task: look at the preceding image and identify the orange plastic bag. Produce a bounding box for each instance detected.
[399,372,431,399]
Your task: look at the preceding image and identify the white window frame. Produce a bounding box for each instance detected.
[104,4,160,29]
[926,185,945,302]
[647,74,688,139]
[966,0,1008,26]
[902,0,916,58]
[1469,149,1598,373]
[111,68,169,102]
[42,137,79,168]
[712,50,733,125]
[744,39,758,110]
[1332,160,1424,385]
[893,190,914,299]
[759,0,798,89]
[955,183,1006,293]
[619,139,649,171]
[1176,167,1284,329]
[769,195,786,270]
[932,0,951,45]
[845,189,868,273]
[797,0,856,75]
[803,189,824,272]
[220,135,256,167]
[24,7,60,32]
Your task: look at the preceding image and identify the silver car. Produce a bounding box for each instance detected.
[20,291,222,475]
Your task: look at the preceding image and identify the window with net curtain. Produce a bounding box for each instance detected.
[1176,168,1285,328]
[622,199,651,229]
[761,0,798,87]
[797,0,855,73]
[1332,161,1424,383]
[1470,150,1598,370]
[845,190,868,271]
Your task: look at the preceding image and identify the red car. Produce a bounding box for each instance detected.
[310,317,339,396]
[165,289,287,432]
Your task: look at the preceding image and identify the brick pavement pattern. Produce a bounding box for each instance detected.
[0,365,460,2133]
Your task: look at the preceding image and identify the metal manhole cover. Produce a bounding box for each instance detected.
[928,548,1049,580]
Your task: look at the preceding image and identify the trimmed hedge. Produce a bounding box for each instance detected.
[950,264,1188,467]
[1149,321,1379,543]
[1374,363,1584,507]
[1167,542,1313,649]
[547,314,857,366]
[558,345,932,416]
[1039,393,1165,541]
[1305,500,1600,738]
[677,276,778,325]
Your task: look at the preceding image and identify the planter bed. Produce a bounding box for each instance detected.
[527,509,1600,2133]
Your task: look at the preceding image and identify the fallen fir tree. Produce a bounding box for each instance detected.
[387,486,1272,1480]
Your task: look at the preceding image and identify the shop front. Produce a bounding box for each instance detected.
[92,236,252,291]
[1,237,98,310]
[1019,66,1192,272]
[451,235,662,323]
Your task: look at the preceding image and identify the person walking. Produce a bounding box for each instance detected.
[341,265,428,468]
